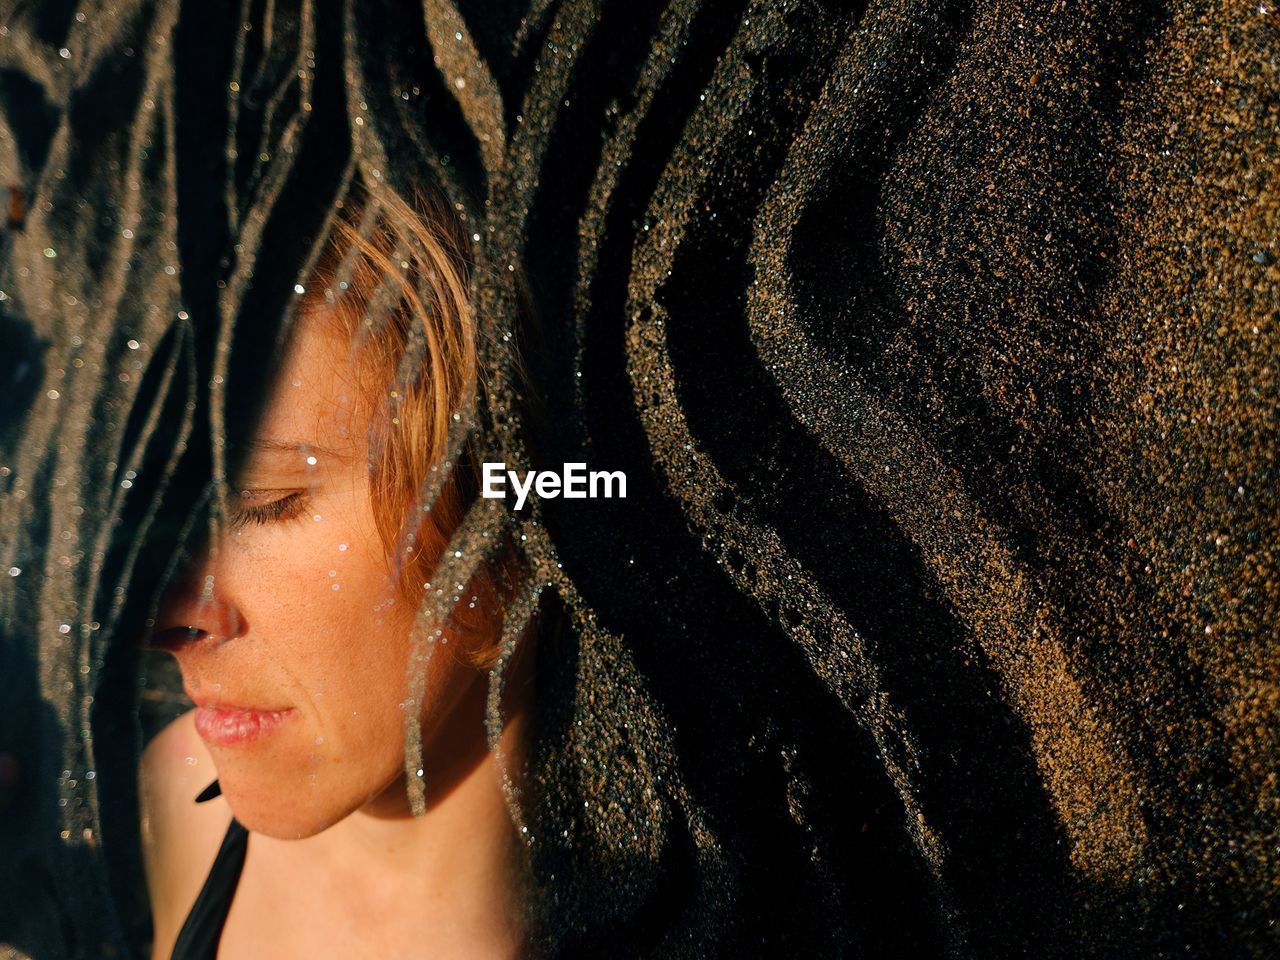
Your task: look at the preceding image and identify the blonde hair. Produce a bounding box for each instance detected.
[302,183,511,668]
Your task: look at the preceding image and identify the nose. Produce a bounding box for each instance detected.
[147,548,247,651]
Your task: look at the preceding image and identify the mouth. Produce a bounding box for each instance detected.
[190,696,298,747]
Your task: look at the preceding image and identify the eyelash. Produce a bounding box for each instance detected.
[228,491,310,528]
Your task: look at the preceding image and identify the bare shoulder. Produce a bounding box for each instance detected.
[138,709,233,960]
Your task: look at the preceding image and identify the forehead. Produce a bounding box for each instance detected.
[242,312,372,465]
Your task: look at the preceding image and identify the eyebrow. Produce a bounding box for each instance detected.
[238,438,356,462]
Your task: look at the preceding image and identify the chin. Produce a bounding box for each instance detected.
[207,738,369,840]
[217,770,359,840]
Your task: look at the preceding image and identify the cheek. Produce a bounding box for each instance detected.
[230,519,397,633]
[213,521,422,835]
[300,547,417,734]
[239,518,411,712]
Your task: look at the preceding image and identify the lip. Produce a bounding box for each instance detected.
[193,704,297,746]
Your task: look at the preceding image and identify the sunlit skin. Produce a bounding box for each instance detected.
[139,312,531,959]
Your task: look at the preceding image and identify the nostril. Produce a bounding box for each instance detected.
[144,625,211,651]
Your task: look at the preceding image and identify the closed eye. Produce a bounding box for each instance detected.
[228,490,310,528]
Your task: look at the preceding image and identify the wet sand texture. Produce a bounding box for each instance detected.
[0,0,1275,956]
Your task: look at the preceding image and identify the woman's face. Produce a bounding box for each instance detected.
[151,312,478,839]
